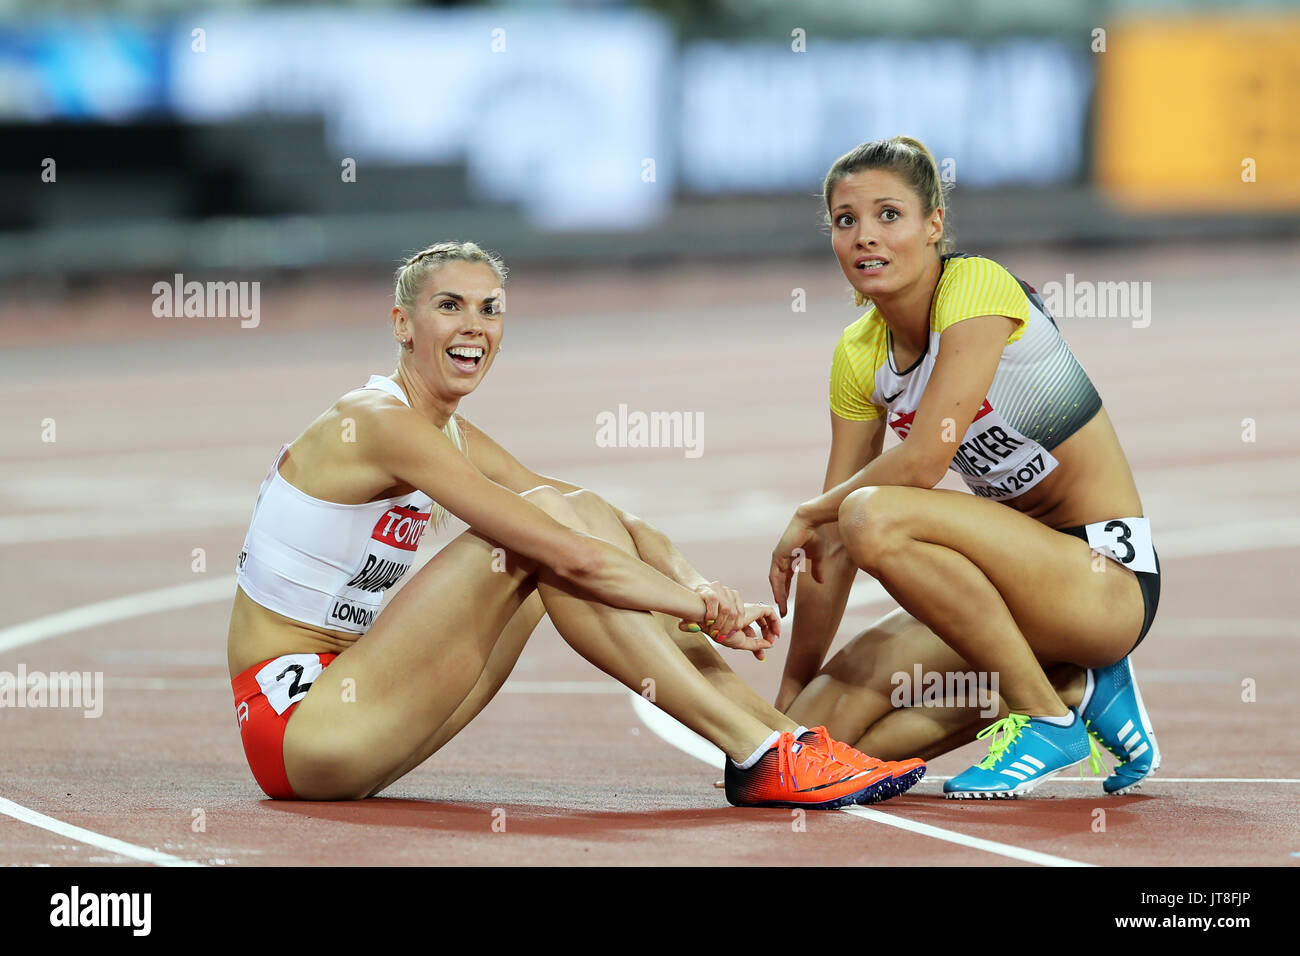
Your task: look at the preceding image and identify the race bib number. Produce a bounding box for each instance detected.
[255,653,326,716]
[944,400,1059,501]
[325,503,430,632]
[1083,517,1157,574]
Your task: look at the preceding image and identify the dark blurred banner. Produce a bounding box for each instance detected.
[0,10,1089,231]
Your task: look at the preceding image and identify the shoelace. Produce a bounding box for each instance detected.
[805,726,885,770]
[1086,719,1126,765]
[974,714,1031,770]
[975,714,1108,776]
[776,731,857,788]
[1084,734,1107,777]
[1084,721,1121,776]
[775,731,799,787]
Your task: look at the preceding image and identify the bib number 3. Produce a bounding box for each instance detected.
[1083,517,1157,574]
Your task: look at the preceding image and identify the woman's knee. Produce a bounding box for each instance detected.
[521,485,584,527]
[565,489,639,551]
[837,487,912,574]
[284,732,381,801]
[563,488,612,524]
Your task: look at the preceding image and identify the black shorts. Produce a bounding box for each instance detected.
[1058,524,1160,654]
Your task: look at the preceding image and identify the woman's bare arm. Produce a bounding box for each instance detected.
[459,416,712,591]
[775,412,883,710]
[361,403,710,623]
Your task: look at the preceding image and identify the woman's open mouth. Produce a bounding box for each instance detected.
[855,256,888,273]
[446,346,485,373]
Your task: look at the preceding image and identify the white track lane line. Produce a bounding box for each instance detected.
[628,693,1095,866]
[0,797,203,867]
[0,576,235,655]
[0,578,239,867]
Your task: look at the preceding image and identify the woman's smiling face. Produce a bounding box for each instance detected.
[395,259,504,398]
[828,167,945,303]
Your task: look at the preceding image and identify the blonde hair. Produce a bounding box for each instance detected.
[393,240,508,313]
[822,136,953,307]
[392,240,507,529]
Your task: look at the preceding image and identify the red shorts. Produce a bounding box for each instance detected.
[232,652,338,800]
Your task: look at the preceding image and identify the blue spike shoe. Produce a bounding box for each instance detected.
[1080,657,1161,795]
[943,708,1099,799]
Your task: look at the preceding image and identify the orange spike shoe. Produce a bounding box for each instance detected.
[797,726,927,802]
[725,731,893,809]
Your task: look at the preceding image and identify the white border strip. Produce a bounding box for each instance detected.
[0,797,203,867]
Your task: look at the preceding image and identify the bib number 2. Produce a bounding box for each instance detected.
[1084,517,1156,574]
[254,653,327,716]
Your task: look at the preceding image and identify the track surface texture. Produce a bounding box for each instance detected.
[2,242,1297,866]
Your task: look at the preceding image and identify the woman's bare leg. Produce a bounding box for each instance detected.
[282,486,782,799]
[560,490,802,735]
[367,591,545,796]
[784,606,1088,761]
[532,490,780,757]
[283,522,544,799]
[836,486,1143,717]
[853,662,1088,761]
[660,619,801,733]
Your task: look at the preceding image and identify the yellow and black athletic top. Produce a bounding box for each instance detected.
[829,253,1102,501]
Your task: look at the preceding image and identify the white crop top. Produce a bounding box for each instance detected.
[235,375,435,634]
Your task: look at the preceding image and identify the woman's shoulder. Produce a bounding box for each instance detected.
[932,253,1031,334]
[331,381,411,420]
[306,383,427,459]
[837,306,885,347]
[938,252,1021,287]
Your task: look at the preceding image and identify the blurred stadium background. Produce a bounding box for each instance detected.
[2,0,1297,299]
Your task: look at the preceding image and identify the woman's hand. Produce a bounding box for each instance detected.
[682,602,780,661]
[769,510,824,617]
[687,580,742,641]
